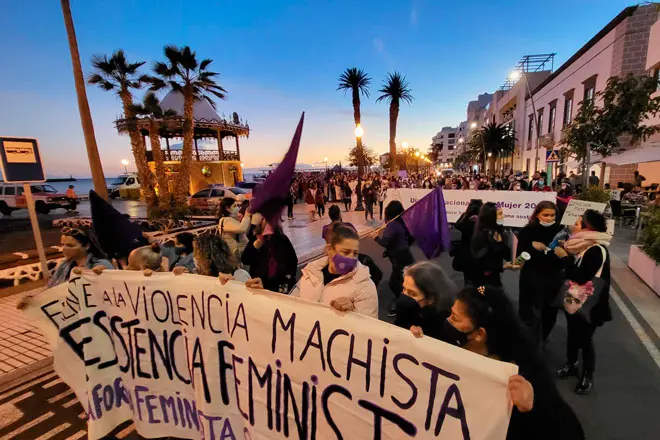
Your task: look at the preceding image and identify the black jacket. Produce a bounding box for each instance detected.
[516,222,564,276]
[241,231,298,293]
[452,214,477,271]
[562,245,612,326]
[394,302,450,340]
[470,228,511,277]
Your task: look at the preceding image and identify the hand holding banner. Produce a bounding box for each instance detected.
[25,271,517,440]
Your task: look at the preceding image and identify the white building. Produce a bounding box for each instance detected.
[431,122,467,165]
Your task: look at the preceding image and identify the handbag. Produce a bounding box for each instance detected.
[554,245,607,323]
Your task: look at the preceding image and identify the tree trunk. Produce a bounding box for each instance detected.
[352,90,363,210]
[149,120,170,208]
[389,100,399,172]
[488,155,497,174]
[173,88,194,204]
[60,0,107,199]
[119,90,157,208]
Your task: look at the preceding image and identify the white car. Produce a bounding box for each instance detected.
[0,183,73,215]
[187,186,251,212]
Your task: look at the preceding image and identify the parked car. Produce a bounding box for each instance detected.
[187,186,252,212]
[0,183,73,215]
[109,172,141,199]
[234,181,259,194]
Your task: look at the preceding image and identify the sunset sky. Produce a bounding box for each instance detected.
[0,0,631,177]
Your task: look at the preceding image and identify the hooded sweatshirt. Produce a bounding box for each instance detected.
[291,256,378,318]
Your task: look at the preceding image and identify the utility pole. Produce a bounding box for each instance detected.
[61,0,107,199]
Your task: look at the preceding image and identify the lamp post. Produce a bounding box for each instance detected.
[354,124,364,211]
[324,156,328,171]
[470,121,478,130]
[121,159,129,174]
[510,69,540,173]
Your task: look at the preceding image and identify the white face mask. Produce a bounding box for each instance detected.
[540,220,555,227]
[496,219,504,226]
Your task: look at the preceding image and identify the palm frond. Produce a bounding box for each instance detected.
[337,67,371,97]
[376,72,413,104]
[199,59,213,71]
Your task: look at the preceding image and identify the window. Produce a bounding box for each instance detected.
[562,95,573,127]
[526,158,531,173]
[126,177,135,186]
[548,102,556,134]
[211,189,225,198]
[528,114,534,141]
[447,133,456,139]
[583,75,597,103]
[3,186,15,195]
[537,110,544,137]
[16,186,23,195]
[192,189,211,198]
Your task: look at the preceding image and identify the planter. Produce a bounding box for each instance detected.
[628,244,660,294]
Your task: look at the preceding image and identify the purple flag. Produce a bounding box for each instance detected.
[402,187,450,259]
[250,113,305,222]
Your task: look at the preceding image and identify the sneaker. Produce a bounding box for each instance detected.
[556,362,579,379]
[575,374,593,395]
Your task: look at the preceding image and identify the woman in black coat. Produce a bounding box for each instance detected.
[470,202,512,287]
[394,261,456,339]
[452,199,483,284]
[554,209,612,395]
[516,201,563,344]
[241,219,298,294]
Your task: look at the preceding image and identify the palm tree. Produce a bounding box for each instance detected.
[473,122,516,173]
[147,45,227,203]
[88,50,157,206]
[376,72,413,171]
[337,67,371,210]
[60,0,107,199]
[130,93,178,207]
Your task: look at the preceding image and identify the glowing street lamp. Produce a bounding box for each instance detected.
[458,137,464,144]
[509,70,521,82]
[470,122,477,130]
[488,152,493,157]
[240,162,245,168]
[402,141,408,150]
[354,124,364,138]
[414,151,420,158]
[324,156,328,171]
[121,159,129,173]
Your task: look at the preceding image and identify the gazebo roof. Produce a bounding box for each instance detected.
[160,90,222,122]
[113,90,250,139]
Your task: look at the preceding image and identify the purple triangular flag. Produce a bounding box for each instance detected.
[250,112,304,222]
[402,187,450,259]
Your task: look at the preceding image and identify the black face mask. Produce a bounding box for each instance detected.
[440,319,471,347]
[174,246,187,255]
[395,294,421,316]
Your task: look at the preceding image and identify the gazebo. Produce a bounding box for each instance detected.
[114,90,250,191]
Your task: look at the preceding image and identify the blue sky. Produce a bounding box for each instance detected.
[0,0,632,177]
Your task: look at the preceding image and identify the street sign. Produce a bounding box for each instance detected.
[546,149,560,162]
[0,136,49,281]
[0,137,45,182]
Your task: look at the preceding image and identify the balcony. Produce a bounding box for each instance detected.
[146,149,240,162]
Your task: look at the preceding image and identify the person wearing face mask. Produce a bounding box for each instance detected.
[532,178,552,192]
[553,210,611,395]
[288,225,378,318]
[452,199,483,284]
[160,232,195,273]
[218,197,252,257]
[469,202,515,287]
[432,285,585,440]
[394,261,456,339]
[516,201,563,344]
[241,218,298,293]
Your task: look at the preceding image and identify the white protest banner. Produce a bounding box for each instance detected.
[560,199,607,226]
[25,271,517,440]
[384,189,557,227]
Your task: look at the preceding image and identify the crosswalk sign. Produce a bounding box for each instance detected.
[546,149,560,162]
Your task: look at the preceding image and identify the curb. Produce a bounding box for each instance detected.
[0,357,53,389]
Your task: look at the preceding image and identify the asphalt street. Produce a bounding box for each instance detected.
[1,232,659,439]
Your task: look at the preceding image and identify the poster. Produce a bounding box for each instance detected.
[384,189,557,228]
[25,271,518,440]
[4,140,37,163]
[560,199,607,226]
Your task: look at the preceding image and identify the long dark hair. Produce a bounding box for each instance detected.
[176,232,194,255]
[384,200,405,222]
[474,202,498,234]
[528,200,557,226]
[405,262,456,314]
[194,234,239,276]
[457,285,537,366]
[458,199,483,222]
[62,227,107,260]
[219,197,235,218]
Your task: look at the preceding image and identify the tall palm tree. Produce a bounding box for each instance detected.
[147,45,227,203]
[88,50,157,206]
[130,93,178,207]
[377,72,413,171]
[337,67,371,209]
[474,122,516,173]
[60,0,107,199]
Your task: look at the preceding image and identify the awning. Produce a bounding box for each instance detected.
[601,142,660,166]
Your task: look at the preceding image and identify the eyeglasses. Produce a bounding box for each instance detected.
[61,226,86,238]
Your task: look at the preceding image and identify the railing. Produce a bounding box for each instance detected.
[146,150,239,162]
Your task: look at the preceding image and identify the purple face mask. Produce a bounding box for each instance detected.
[332,253,357,275]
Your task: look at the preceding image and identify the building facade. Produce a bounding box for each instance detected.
[431,123,467,166]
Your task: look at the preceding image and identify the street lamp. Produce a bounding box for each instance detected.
[354,124,364,211]
[509,69,540,172]
[324,156,328,171]
[402,141,408,150]
[470,122,477,130]
[121,159,129,174]
[414,151,420,158]
[240,162,244,168]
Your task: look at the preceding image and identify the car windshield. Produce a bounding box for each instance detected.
[230,187,247,194]
[30,185,57,193]
[112,177,128,186]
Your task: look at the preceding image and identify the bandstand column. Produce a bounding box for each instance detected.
[217,129,225,160]
[194,137,200,161]
[165,137,171,161]
[235,135,241,161]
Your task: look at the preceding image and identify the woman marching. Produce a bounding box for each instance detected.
[554,209,612,394]
[452,199,483,284]
[469,202,514,287]
[516,201,563,344]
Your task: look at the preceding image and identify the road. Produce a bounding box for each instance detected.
[1,234,659,439]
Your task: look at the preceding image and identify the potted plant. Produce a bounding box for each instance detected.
[629,206,660,295]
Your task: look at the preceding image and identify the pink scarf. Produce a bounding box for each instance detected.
[563,230,611,255]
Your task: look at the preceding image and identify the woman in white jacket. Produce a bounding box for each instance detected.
[291,224,378,318]
[218,197,252,256]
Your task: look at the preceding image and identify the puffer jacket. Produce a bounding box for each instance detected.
[291,256,378,319]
